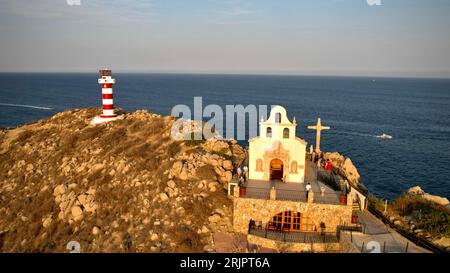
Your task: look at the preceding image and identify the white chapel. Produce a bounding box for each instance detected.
[248,106,307,183]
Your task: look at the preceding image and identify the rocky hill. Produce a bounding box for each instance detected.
[0,108,246,252]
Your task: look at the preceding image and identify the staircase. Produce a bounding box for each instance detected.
[352,201,361,211]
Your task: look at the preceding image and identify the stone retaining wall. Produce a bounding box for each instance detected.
[233,197,353,234]
[247,234,341,252]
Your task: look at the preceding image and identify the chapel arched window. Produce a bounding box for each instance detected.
[291,161,298,173]
[275,113,281,123]
[266,127,272,138]
[283,128,290,138]
[256,159,263,172]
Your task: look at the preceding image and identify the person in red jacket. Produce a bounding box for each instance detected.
[325,159,333,173]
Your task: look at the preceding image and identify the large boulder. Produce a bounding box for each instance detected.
[53,184,67,196]
[170,161,183,177]
[422,193,448,206]
[202,139,230,154]
[323,152,361,186]
[432,237,450,249]
[71,206,83,221]
[407,186,449,206]
[222,160,233,171]
[407,186,425,195]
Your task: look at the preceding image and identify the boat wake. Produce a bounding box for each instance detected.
[0,103,53,110]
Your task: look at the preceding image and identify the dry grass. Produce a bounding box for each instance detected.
[15,130,34,143]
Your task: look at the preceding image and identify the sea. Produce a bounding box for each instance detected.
[1,73,449,201]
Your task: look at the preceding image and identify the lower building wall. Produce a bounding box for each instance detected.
[339,232,362,253]
[247,234,341,253]
[233,197,353,234]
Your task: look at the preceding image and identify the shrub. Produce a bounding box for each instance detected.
[418,210,450,237]
[367,194,385,213]
[168,142,181,157]
[391,194,450,237]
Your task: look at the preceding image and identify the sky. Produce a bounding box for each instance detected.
[0,0,450,77]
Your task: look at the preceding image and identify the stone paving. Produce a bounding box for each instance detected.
[243,178,341,205]
[240,159,341,204]
[343,211,430,253]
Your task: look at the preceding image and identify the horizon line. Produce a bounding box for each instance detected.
[0,70,450,80]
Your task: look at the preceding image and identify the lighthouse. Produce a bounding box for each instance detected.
[98,69,117,118]
[91,68,123,124]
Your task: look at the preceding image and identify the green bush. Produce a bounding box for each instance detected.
[418,209,450,237]
[392,194,426,215]
[367,194,385,213]
[391,194,450,237]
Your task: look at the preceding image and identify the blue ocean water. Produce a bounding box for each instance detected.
[1,73,449,200]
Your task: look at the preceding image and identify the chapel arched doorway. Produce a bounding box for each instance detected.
[270,159,283,181]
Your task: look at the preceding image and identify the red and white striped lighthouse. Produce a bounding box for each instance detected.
[98,69,117,119]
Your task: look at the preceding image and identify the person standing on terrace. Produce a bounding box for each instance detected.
[325,159,333,173]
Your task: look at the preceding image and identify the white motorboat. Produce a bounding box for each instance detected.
[378,133,393,140]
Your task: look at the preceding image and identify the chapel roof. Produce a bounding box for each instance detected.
[261,105,295,126]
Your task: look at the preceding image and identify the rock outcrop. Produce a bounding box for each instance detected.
[323,152,362,189]
[432,237,450,250]
[0,108,245,252]
[407,186,450,207]
[168,140,244,189]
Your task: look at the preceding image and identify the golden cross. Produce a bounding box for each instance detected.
[307,118,330,153]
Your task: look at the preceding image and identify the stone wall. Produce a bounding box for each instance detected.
[233,197,353,234]
[247,234,341,253]
[339,232,362,253]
